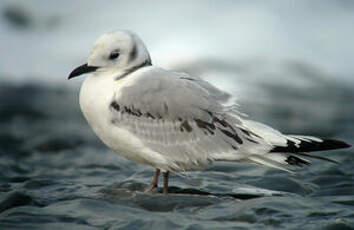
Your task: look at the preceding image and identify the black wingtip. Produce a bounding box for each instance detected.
[321,138,351,150]
[271,138,351,153]
[286,155,311,167]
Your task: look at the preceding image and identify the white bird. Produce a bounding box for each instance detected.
[68,30,350,194]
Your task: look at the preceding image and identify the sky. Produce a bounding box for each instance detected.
[1,0,353,85]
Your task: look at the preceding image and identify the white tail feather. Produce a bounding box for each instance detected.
[247,154,293,173]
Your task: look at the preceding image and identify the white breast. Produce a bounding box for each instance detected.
[79,68,168,170]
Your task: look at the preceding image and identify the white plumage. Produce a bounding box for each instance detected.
[69,30,350,194]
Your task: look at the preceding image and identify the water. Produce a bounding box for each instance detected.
[1,1,354,229]
[0,80,353,230]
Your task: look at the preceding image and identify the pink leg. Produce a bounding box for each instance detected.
[162,171,169,195]
[144,169,160,192]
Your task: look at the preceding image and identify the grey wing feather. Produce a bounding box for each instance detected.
[178,72,233,104]
[116,68,222,120]
[110,68,348,172]
[110,68,266,171]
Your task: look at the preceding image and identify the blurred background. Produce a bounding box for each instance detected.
[0,1,353,229]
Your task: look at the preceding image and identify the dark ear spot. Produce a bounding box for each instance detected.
[128,42,138,62]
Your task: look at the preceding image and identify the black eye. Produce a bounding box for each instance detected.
[109,50,120,60]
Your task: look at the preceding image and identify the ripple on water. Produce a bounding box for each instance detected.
[0,82,353,229]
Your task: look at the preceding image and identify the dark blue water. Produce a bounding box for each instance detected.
[0,79,353,230]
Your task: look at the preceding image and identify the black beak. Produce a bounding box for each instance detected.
[68,63,99,80]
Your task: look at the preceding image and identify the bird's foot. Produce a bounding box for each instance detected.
[144,184,157,193]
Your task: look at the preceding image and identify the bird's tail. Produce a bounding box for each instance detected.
[240,120,351,172]
[248,135,350,172]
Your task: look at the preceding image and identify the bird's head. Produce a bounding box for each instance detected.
[68,30,151,79]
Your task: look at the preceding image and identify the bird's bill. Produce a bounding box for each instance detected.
[68,63,98,79]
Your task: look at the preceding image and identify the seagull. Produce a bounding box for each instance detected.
[68,30,350,195]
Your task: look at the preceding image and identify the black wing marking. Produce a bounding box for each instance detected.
[271,138,350,153]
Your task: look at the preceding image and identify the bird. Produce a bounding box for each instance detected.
[68,30,350,195]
